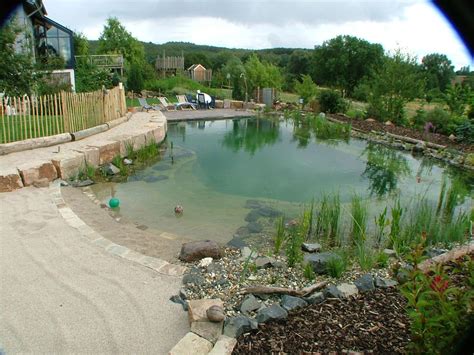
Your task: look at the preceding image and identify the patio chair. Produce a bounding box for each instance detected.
[138,98,160,112]
[158,97,178,111]
[176,95,197,110]
[197,93,208,109]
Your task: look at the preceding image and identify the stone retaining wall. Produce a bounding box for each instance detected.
[0,112,167,192]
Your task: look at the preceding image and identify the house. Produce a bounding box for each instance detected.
[187,64,212,83]
[8,0,75,68]
[7,0,76,89]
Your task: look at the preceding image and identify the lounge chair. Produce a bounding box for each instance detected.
[158,97,178,111]
[176,95,197,110]
[138,98,160,112]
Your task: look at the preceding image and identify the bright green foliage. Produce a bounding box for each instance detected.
[75,62,112,92]
[421,53,455,93]
[444,84,471,116]
[285,50,312,90]
[315,192,341,247]
[98,17,145,64]
[303,263,315,281]
[374,207,389,247]
[401,239,474,354]
[222,56,246,100]
[244,54,283,94]
[0,23,36,96]
[73,31,89,56]
[355,242,376,271]
[318,89,347,114]
[273,216,286,255]
[350,194,368,245]
[326,253,347,278]
[285,214,305,267]
[127,61,144,93]
[366,50,424,125]
[294,74,318,107]
[312,35,384,96]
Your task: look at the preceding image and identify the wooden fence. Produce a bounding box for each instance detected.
[0,86,126,144]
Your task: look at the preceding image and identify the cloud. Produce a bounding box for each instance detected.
[44,0,473,68]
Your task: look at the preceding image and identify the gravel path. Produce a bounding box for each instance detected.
[0,186,188,354]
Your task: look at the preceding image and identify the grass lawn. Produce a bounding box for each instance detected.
[0,114,65,143]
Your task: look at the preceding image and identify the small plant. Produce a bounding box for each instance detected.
[315,192,341,246]
[273,216,286,255]
[355,242,376,271]
[389,198,403,250]
[350,194,368,245]
[374,206,389,247]
[326,255,347,279]
[303,262,315,281]
[286,220,305,267]
[77,162,96,181]
[401,235,474,354]
[112,155,128,176]
[375,250,390,268]
[239,249,256,284]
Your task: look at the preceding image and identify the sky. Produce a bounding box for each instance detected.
[44,0,473,70]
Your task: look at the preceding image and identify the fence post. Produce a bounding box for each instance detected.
[61,91,69,132]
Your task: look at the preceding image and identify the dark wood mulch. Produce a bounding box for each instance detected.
[233,288,410,354]
[331,114,474,153]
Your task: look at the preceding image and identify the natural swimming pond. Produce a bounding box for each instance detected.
[91,116,473,247]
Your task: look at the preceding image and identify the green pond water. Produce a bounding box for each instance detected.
[91,117,473,246]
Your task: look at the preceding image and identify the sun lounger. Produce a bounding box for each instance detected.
[176,95,197,110]
[158,97,178,111]
[138,98,160,112]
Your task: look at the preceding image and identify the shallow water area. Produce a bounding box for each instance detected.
[91,117,473,246]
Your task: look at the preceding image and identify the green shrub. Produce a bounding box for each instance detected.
[319,90,348,114]
[326,254,347,278]
[424,107,452,134]
[454,120,474,143]
[127,62,144,93]
[346,108,366,120]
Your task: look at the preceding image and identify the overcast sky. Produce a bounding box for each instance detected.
[44,0,473,69]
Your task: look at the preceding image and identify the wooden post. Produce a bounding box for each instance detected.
[1,97,6,143]
[54,93,60,134]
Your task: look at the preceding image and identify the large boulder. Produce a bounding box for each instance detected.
[304,252,341,274]
[179,240,222,262]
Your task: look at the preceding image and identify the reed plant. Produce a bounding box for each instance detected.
[374,206,388,248]
[315,192,341,246]
[355,242,377,271]
[273,216,286,255]
[350,194,368,245]
[326,252,348,279]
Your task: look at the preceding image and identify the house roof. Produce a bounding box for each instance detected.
[23,0,47,17]
[187,63,206,71]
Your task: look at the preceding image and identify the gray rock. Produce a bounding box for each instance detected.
[152,163,172,171]
[336,283,359,298]
[72,179,95,187]
[247,222,263,233]
[240,294,262,314]
[324,285,343,298]
[281,295,308,311]
[169,295,188,311]
[304,291,325,305]
[256,304,288,323]
[375,277,398,288]
[412,142,425,154]
[179,240,222,262]
[191,320,223,344]
[182,273,205,286]
[244,199,263,209]
[234,226,251,238]
[271,260,285,269]
[304,252,341,274]
[301,243,322,253]
[207,305,226,322]
[257,206,282,218]
[179,288,188,300]
[226,238,247,249]
[123,158,133,165]
[240,247,256,261]
[383,249,397,257]
[223,316,258,338]
[245,210,261,222]
[212,279,230,288]
[105,163,121,175]
[144,175,168,183]
[425,248,448,258]
[255,256,275,269]
[354,274,375,292]
[59,179,69,186]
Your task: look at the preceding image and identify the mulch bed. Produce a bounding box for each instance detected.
[331,114,474,153]
[233,288,410,354]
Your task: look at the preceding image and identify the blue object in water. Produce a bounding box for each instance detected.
[109,197,120,208]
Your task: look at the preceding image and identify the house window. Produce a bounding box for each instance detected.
[35,18,74,68]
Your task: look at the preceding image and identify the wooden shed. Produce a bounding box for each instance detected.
[187,64,212,82]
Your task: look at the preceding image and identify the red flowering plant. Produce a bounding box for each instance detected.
[400,234,470,354]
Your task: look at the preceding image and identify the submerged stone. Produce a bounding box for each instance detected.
[247,221,263,233]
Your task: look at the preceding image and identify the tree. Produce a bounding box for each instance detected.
[98,17,145,64]
[73,31,89,56]
[244,54,283,96]
[127,61,144,93]
[311,35,384,96]
[222,56,246,100]
[285,50,311,91]
[366,50,424,124]
[184,52,211,70]
[294,74,317,107]
[0,23,36,96]
[421,53,454,93]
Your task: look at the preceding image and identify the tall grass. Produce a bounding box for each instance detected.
[273,216,285,255]
[315,192,341,246]
[350,194,368,245]
[326,250,349,278]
